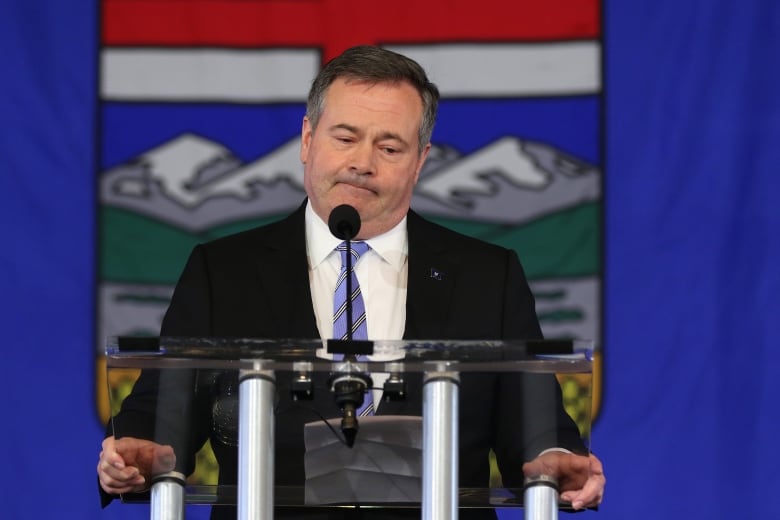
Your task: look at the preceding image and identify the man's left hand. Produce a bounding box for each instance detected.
[522,451,605,510]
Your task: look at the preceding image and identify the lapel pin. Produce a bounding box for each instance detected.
[429,268,444,281]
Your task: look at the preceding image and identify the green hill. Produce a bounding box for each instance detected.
[100,202,599,285]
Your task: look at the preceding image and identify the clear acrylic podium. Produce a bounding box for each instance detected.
[105,337,595,520]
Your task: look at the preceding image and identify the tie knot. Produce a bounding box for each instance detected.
[337,241,370,268]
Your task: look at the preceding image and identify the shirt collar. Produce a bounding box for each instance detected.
[305,201,408,271]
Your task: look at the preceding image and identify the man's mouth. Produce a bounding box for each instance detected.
[335,181,375,195]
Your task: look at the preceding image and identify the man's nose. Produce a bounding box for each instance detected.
[348,142,375,175]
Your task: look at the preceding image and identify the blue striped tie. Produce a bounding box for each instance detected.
[333,241,373,416]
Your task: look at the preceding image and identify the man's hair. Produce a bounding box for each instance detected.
[306,45,440,154]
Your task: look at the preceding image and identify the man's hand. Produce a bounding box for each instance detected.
[522,451,605,510]
[97,436,177,495]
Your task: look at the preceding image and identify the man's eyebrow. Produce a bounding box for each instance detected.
[328,123,359,134]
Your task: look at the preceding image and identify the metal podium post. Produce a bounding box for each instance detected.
[238,363,276,520]
[150,471,186,520]
[524,475,559,520]
[422,366,460,520]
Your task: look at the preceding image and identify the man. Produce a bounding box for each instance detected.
[98,45,605,517]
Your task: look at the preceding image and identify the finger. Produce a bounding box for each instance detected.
[101,437,129,470]
[565,473,605,509]
[98,461,146,494]
[589,453,605,476]
[151,445,177,474]
[99,474,145,495]
[99,456,140,483]
[101,449,127,470]
[100,479,146,495]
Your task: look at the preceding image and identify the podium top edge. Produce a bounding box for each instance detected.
[105,337,596,373]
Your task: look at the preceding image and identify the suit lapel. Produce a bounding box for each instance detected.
[403,211,457,340]
[378,212,458,416]
[254,202,319,339]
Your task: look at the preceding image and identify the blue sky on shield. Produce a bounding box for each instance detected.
[100,96,600,170]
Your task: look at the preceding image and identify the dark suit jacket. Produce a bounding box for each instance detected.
[106,202,584,519]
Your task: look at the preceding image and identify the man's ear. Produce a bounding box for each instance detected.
[300,116,312,163]
[413,142,432,184]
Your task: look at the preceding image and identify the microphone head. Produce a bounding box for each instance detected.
[328,204,361,240]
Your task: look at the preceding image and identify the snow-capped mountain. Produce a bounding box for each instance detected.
[100,132,600,231]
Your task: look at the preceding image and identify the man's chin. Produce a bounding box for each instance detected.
[327,195,376,217]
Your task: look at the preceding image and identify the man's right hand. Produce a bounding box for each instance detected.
[97,436,177,495]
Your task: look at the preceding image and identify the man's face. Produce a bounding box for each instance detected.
[301,78,431,239]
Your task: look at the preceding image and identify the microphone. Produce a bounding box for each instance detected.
[328,204,361,240]
[326,204,371,447]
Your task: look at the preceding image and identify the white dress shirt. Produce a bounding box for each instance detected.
[305,201,407,409]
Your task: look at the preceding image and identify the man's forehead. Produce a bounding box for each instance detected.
[325,77,422,107]
[320,78,423,128]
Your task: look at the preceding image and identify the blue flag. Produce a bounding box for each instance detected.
[1,1,778,519]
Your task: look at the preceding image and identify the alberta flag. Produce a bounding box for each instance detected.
[96,0,604,429]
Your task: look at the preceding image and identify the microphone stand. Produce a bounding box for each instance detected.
[324,205,405,451]
[328,234,373,448]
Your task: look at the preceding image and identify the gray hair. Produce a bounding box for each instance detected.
[306,46,440,154]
